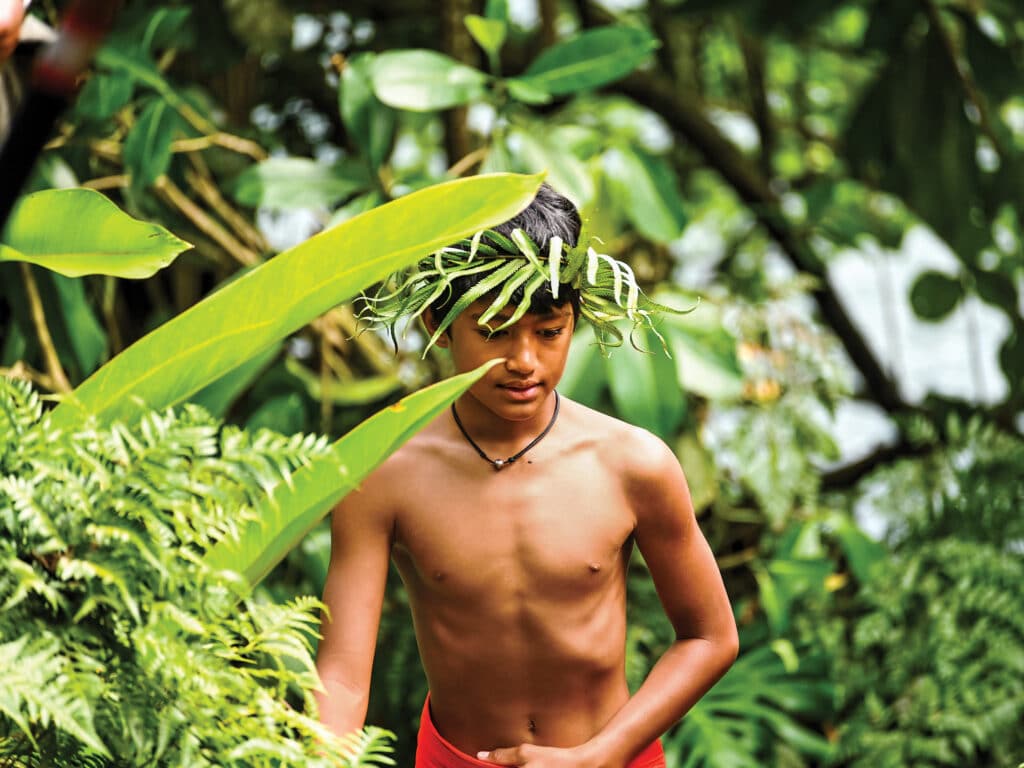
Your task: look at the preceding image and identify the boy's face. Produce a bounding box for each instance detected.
[435,297,575,422]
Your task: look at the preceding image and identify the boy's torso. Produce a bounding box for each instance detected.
[382,399,642,755]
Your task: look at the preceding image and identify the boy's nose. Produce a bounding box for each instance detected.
[505,338,537,374]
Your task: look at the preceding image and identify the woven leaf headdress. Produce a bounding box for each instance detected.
[359,228,686,354]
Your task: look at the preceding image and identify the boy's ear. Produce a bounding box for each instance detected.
[420,310,450,348]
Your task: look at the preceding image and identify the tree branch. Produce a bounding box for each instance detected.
[441,0,475,165]
[820,437,932,490]
[615,71,906,414]
[738,29,775,181]
[154,176,261,267]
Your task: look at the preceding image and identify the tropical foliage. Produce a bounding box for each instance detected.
[1,0,1023,766]
[0,376,360,766]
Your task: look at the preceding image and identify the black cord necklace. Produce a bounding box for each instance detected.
[451,391,560,470]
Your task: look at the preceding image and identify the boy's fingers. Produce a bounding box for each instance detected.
[478,745,524,765]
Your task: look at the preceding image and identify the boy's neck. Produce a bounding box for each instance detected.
[451,390,560,445]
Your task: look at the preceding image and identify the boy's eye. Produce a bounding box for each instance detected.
[478,329,508,339]
[540,328,564,338]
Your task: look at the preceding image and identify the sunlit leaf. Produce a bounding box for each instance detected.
[511,126,594,206]
[188,344,281,418]
[605,326,684,439]
[603,145,687,243]
[49,174,543,428]
[661,300,743,401]
[465,15,507,61]
[372,50,489,111]
[230,156,370,211]
[504,77,553,105]
[0,189,191,278]
[205,361,501,590]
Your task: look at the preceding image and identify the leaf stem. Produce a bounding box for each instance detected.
[19,263,71,393]
[154,177,261,267]
[185,153,268,253]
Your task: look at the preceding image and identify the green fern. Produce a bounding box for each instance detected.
[0,377,393,767]
[833,539,1024,767]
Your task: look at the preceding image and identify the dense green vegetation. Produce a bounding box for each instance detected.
[1,0,1022,766]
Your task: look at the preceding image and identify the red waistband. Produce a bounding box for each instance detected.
[415,695,666,768]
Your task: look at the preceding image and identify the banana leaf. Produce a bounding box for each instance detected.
[0,189,190,278]
[205,360,501,591]
[49,173,541,428]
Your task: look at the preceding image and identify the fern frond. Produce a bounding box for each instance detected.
[0,636,108,757]
[339,726,397,767]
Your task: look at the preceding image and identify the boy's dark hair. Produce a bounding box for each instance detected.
[430,183,583,324]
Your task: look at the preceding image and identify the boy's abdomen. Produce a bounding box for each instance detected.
[392,454,638,754]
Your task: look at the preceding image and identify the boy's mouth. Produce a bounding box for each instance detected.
[499,381,540,391]
[499,382,542,399]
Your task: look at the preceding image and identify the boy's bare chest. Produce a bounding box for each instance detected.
[391,458,635,603]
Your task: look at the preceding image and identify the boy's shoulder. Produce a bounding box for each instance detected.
[558,396,679,481]
[364,394,679,488]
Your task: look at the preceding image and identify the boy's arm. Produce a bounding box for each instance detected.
[580,431,739,765]
[315,473,394,737]
[481,431,738,768]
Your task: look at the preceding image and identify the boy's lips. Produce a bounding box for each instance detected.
[498,381,542,399]
[499,381,540,391]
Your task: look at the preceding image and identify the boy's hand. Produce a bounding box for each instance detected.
[478,743,615,768]
[0,0,25,63]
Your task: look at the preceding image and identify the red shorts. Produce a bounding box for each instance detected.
[415,695,666,767]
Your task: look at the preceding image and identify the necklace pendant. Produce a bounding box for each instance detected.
[493,459,506,470]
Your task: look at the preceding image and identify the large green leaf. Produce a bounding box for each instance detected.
[558,324,606,408]
[661,299,743,401]
[372,50,489,111]
[49,174,542,428]
[605,326,685,440]
[75,71,135,120]
[0,189,191,278]
[511,126,594,206]
[205,360,501,590]
[229,157,370,210]
[603,145,687,243]
[123,97,182,190]
[339,53,396,170]
[43,272,108,379]
[188,343,281,418]
[512,26,658,97]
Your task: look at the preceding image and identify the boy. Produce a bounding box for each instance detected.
[315,184,738,767]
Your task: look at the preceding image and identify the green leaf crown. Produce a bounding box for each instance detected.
[360,227,687,353]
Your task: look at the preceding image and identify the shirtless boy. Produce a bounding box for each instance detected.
[315,184,738,768]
